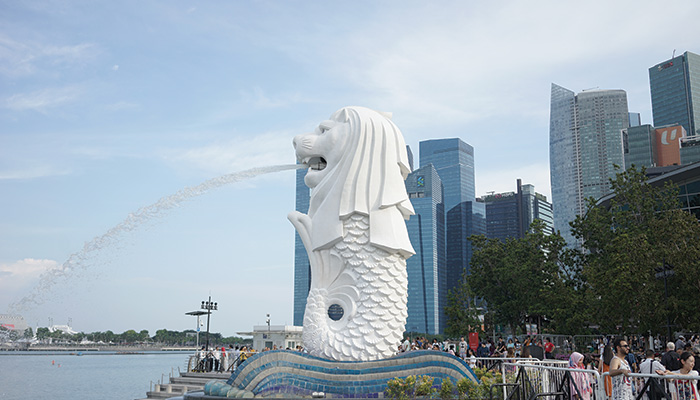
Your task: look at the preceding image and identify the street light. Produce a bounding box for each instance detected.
[185,310,208,349]
[201,296,218,350]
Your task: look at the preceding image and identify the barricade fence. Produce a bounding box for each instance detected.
[600,371,700,400]
[497,362,700,400]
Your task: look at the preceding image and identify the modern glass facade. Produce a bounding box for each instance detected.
[629,112,642,127]
[549,84,629,246]
[405,165,445,335]
[419,138,475,209]
[293,167,310,326]
[681,136,700,164]
[419,138,483,309]
[649,51,700,137]
[479,180,553,242]
[445,200,485,295]
[623,124,655,169]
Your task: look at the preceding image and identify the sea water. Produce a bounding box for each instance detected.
[0,351,193,400]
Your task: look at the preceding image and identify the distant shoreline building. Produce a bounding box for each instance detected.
[0,314,28,332]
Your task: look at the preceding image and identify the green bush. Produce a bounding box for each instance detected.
[415,376,436,397]
[439,378,454,400]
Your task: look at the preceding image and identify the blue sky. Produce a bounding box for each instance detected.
[1,0,699,337]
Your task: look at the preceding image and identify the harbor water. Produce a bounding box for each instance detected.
[0,351,193,400]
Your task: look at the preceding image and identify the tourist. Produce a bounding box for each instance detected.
[544,337,555,359]
[663,342,682,371]
[609,338,633,400]
[468,348,477,368]
[459,337,468,360]
[239,346,249,364]
[402,336,411,353]
[495,338,506,355]
[640,350,665,374]
[212,347,221,372]
[676,337,687,353]
[656,351,699,400]
[220,347,228,372]
[569,352,593,400]
[639,349,666,400]
[599,343,614,397]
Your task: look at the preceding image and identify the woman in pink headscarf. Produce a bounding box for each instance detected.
[569,352,593,400]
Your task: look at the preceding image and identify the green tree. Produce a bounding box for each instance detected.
[468,221,575,334]
[571,166,700,334]
[444,270,483,338]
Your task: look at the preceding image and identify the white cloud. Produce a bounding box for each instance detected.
[0,259,59,296]
[0,33,98,77]
[0,165,71,180]
[4,86,81,112]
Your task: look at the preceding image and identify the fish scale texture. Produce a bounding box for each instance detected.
[303,214,408,361]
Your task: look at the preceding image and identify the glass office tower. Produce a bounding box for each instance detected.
[649,51,700,137]
[292,167,311,326]
[405,165,446,335]
[479,179,553,242]
[549,84,629,246]
[419,138,484,300]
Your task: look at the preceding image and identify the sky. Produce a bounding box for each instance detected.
[2,0,699,338]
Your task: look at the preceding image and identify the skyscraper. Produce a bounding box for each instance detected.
[419,138,484,298]
[404,165,445,335]
[549,84,629,245]
[479,179,554,242]
[623,124,687,169]
[293,167,310,326]
[649,51,700,137]
[419,139,475,208]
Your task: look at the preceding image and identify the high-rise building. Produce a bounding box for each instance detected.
[623,125,655,169]
[681,135,700,164]
[549,84,629,245]
[419,138,484,298]
[419,139,475,208]
[404,164,445,335]
[293,167,311,326]
[479,179,553,242]
[623,124,687,169]
[629,112,642,127]
[649,51,700,137]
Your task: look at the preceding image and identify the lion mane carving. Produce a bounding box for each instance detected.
[288,106,415,361]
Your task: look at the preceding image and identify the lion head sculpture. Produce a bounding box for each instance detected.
[292,106,415,258]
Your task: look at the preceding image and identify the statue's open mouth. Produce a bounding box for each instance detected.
[307,157,327,171]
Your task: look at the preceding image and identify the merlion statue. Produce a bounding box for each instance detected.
[288,106,415,361]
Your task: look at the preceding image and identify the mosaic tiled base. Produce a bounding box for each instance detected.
[200,350,478,398]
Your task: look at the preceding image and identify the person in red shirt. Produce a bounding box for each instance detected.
[544,337,555,359]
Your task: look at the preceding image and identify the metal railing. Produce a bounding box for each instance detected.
[600,371,700,400]
[496,362,700,400]
[499,362,601,400]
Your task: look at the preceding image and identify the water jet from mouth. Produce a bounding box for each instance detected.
[8,163,306,313]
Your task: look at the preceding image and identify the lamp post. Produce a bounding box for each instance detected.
[185,310,209,349]
[201,296,218,350]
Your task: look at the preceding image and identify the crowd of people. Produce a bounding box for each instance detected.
[568,335,700,400]
[193,334,700,399]
[192,343,307,372]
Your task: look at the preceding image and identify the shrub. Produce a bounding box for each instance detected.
[439,378,454,400]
